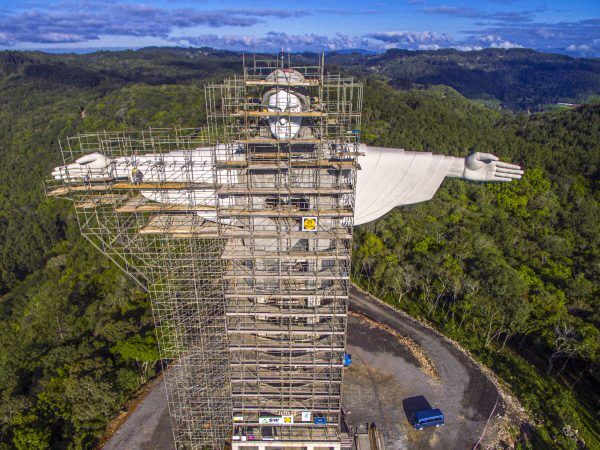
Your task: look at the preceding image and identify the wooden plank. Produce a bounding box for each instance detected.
[224,292,347,298]
[231,110,327,117]
[217,208,353,217]
[138,215,219,236]
[75,194,128,209]
[146,230,353,239]
[223,273,349,280]
[48,184,111,196]
[216,186,353,194]
[215,160,356,169]
[49,181,216,197]
[240,138,321,144]
[116,196,216,213]
[243,80,320,87]
[245,153,319,159]
[221,252,350,260]
[113,182,214,190]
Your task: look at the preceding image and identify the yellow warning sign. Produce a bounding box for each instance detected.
[302,217,318,231]
[283,415,293,424]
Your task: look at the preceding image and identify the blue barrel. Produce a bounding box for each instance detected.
[344,353,352,366]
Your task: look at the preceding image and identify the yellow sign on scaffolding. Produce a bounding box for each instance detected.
[302,216,318,231]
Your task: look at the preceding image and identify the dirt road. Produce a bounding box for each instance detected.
[345,285,502,449]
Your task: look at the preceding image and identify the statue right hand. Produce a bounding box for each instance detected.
[52,153,114,182]
[463,152,523,182]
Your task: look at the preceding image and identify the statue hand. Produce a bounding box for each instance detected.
[52,152,114,182]
[464,152,523,182]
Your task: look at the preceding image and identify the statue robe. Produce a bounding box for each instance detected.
[354,144,455,225]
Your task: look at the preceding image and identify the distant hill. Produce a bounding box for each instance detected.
[333,48,600,111]
[3,47,599,111]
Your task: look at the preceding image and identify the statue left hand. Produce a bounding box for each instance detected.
[463,152,523,182]
[52,152,114,182]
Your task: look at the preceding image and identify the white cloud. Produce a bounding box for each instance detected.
[453,45,484,51]
[367,30,449,45]
[490,40,523,49]
[478,35,501,43]
[566,43,591,51]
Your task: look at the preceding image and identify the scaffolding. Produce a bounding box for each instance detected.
[47,55,363,449]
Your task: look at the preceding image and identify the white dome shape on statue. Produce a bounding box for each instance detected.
[265,68,305,84]
[266,90,303,140]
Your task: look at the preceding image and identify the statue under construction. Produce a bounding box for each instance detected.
[49,55,522,450]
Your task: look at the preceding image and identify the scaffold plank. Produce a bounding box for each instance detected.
[218,208,353,217]
[223,273,350,280]
[240,138,321,144]
[75,194,128,208]
[113,181,214,190]
[215,160,356,169]
[116,196,216,212]
[47,184,111,196]
[216,186,353,194]
[220,250,350,259]
[243,80,320,87]
[225,311,345,317]
[49,181,217,196]
[231,110,327,117]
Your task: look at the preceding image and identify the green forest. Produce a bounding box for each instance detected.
[0,47,598,449]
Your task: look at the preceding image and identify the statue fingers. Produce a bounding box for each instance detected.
[55,164,84,179]
[51,167,65,178]
[494,172,521,180]
[495,161,522,170]
[496,167,524,175]
[493,175,516,182]
[52,170,75,180]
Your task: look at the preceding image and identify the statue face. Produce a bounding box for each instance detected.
[266,90,303,140]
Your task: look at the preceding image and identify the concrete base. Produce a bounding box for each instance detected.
[231,441,341,450]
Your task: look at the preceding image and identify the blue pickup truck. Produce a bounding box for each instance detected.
[410,408,445,430]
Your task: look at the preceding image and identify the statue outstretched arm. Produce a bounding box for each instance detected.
[51,149,215,184]
[50,148,232,218]
[354,145,523,225]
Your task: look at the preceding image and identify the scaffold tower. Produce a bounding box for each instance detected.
[48,54,363,450]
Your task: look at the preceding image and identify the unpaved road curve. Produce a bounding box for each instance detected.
[345,285,501,449]
[103,285,503,450]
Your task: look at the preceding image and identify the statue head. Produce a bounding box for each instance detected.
[264,89,303,140]
[262,69,307,140]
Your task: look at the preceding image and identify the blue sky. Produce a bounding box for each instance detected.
[0,0,598,56]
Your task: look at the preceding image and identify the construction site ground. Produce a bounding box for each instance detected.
[102,285,510,450]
